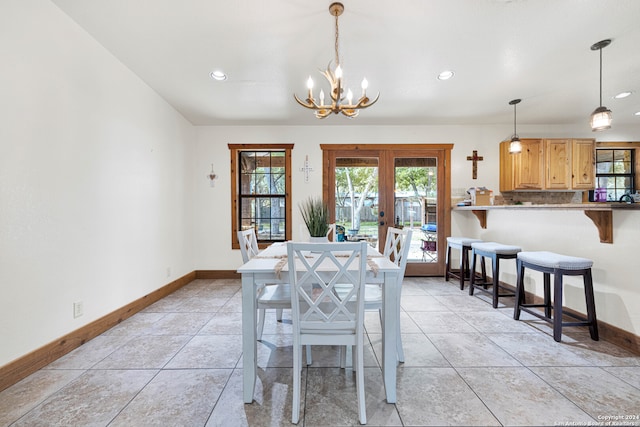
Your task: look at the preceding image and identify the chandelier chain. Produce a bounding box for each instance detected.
[334,12,340,67]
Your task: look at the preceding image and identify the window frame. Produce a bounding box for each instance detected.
[229,144,293,249]
[595,147,635,201]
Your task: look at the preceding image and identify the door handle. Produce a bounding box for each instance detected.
[379,221,385,226]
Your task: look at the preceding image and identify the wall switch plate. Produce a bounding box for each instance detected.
[73,301,83,318]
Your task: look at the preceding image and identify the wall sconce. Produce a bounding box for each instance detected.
[208,164,218,187]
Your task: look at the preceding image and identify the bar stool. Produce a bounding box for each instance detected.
[513,251,599,342]
[445,237,485,290]
[469,242,521,308]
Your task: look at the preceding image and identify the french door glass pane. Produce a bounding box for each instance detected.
[334,157,379,249]
[394,157,438,263]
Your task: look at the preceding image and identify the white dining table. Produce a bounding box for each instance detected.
[237,241,401,404]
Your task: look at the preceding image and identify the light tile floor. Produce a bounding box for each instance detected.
[2,277,640,426]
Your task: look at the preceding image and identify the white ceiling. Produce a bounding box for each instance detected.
[51,0,640,128]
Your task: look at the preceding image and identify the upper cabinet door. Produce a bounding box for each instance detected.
[572,139,595,189]
[545,139,571,189]
[514,139,544,190]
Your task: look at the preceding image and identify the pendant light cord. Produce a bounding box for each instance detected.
[599,47,603,107]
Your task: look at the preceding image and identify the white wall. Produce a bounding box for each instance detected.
[193,123,640,335]
[0,0,195,366]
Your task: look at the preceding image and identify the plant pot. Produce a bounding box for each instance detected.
[309,236,329,243]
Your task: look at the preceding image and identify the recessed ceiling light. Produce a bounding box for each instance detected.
[209,70,227,81]
[437,70,455,80]
[614,91,632,99]
[635,111,640,116]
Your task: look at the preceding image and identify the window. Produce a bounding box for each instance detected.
[229,144,293,248]
[595,149,635,201]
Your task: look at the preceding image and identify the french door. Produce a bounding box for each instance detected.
[321,144,452,276]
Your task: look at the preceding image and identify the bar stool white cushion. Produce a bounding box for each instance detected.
[471,242,521,255]
[517,251,593,270]
[446,237,482,248]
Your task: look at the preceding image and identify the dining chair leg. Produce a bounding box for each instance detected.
[276,308,283,321]
[339,346,347,369]
[378,306,404,364]
[256,309,266,341]
[356,342,366,425]
[292,343,301,424]
[306,345,312,366]
[396,322,405,363]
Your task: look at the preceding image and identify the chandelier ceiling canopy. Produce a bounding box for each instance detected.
[294,2,379,119]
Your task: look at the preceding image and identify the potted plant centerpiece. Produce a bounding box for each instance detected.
[299,197,330,242]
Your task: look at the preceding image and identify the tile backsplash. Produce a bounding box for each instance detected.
[499,191,582,205]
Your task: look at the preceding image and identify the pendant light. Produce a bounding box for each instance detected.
[589,39,612,131]
[508,99,522,154]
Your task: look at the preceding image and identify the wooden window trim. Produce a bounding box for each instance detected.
[595,141,640,193]
[229,144,294,249]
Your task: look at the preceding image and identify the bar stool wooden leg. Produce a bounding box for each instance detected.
[459,247,466,290]
[553,272,563,342]
[469,251,477,293]
[584,269,599,340]
[514,259,524,320]
[445,244,452,281]
[491,255,500,308]
[543,273,552,318]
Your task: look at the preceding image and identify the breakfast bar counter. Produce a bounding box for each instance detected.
[453,203,640,244]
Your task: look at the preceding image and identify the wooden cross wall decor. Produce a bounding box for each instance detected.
[466,150,484,179]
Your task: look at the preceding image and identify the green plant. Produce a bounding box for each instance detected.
[299,197,330,237]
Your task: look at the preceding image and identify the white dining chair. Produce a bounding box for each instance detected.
[237,228,286,340]
[286,241,368,425]
[335,226,413,363]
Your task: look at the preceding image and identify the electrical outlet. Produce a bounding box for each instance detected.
[73,301,83,318]
[166,267,171,278]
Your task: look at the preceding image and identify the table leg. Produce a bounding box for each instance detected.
[242,273,258,403]
[382,271,398,403]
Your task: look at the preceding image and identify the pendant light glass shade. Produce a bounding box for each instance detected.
[590,39,612,131]
[509,136,522,154]
[590,106,613,131]
[508,99,522,154]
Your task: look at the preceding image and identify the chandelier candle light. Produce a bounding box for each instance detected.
[294,2,379,118]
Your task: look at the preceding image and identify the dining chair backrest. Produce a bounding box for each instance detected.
[382,227,413,284]
[286,241,368,337]
[238,228,259,263]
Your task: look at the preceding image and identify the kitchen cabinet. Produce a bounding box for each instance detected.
[546,139,571,189]
[500,139,544,191]
[571,139,596,189]
[500,138,594,192]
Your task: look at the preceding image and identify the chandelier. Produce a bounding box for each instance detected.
[294,2,378,118]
